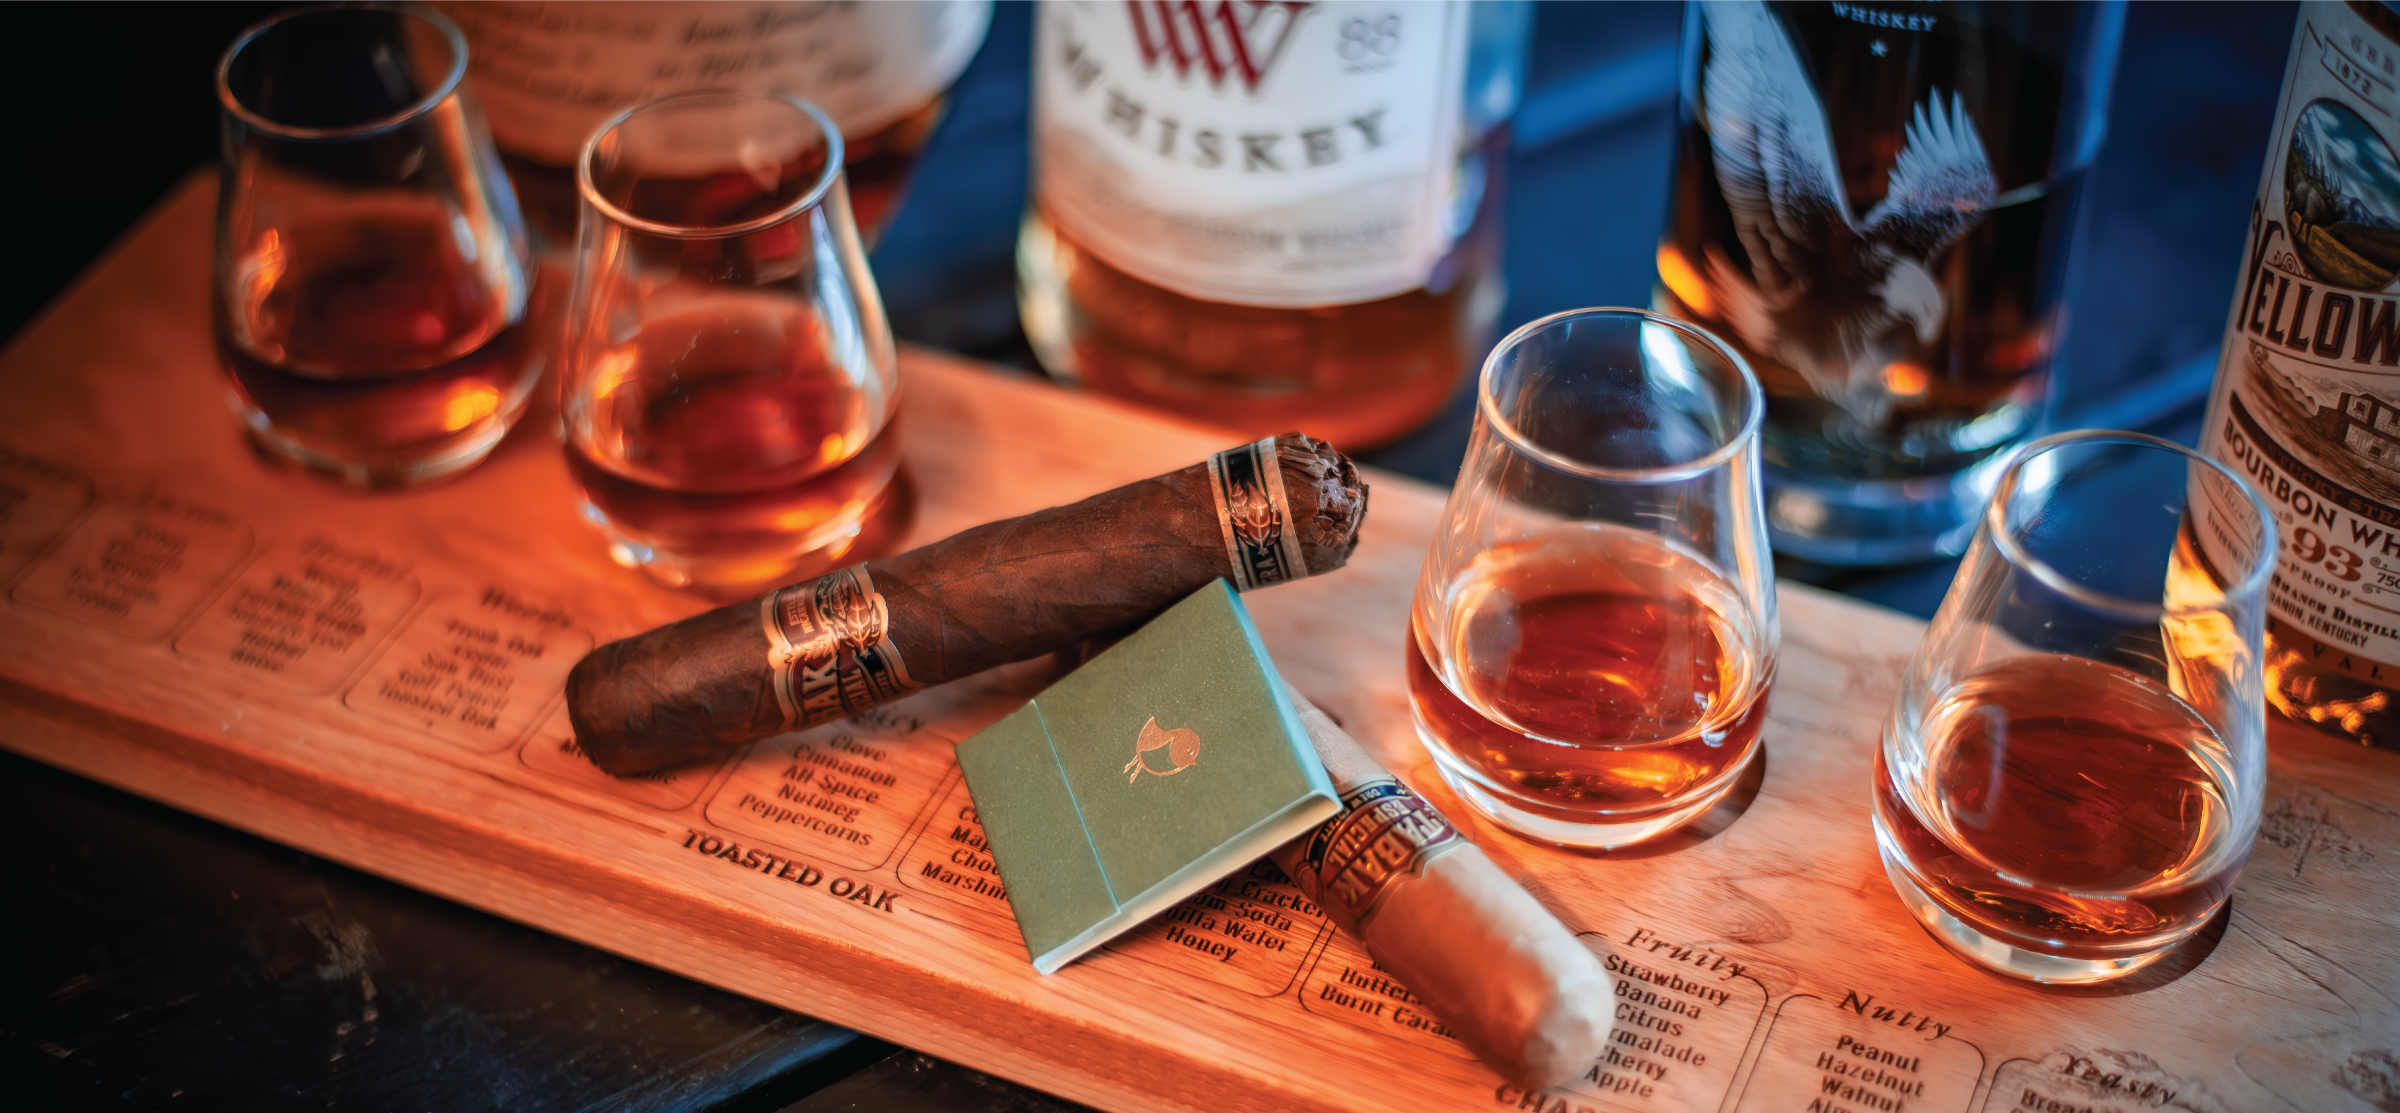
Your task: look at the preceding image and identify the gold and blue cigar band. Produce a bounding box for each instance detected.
[1207,436,1309,591]
[760,565,921,732]
[1292,776,1465,926]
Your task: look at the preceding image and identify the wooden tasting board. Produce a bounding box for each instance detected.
[3,178,2397,1113]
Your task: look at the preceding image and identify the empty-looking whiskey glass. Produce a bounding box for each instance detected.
[1408,308,1779,849]
[562,92,902,597]
[214,4,544,488]
[1877,431,2276,983]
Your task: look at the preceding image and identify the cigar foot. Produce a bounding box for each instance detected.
[1271,689,1613,1090]
[566,601,778,776]
[1380,847,1613,1089]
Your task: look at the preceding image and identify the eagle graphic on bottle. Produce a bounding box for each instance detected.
[2249,96,2400,495]
[1685,2,1996,426]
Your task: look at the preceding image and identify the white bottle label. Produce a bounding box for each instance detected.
[1032,0,1469,308]
[433,1,992,165]
[2198,1,2400,675]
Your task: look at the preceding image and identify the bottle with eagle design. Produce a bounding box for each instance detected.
[1018,0,1528,449]
[1655,1,2124,565]
[2194,2,2400,750]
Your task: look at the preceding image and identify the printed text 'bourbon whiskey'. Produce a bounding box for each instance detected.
[2195,1,2400,748]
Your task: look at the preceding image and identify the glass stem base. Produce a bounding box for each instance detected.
[1420,725,1755,850]
[237,404,510,491]
[579,478,907,602]
[1872,822,2174,985]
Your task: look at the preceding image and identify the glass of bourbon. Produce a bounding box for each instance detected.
[214,4,546,488]
[561,92,904,597]
[1877,431,2277,983]
[1407,308,1778,849]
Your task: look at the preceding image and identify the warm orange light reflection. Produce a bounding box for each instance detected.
[1595,750,1712,798]
[237,229,289,330]
[1656,245,1714,316]
[2265,639,2392,736]
[1988,323,2056,374]
[592,346,641,399]
[440,384,503,432]
[1881,360,1931,396]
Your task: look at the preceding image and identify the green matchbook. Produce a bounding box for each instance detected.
[955,580,1338,974]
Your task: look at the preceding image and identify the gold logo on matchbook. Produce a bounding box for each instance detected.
[1124,717,1202,782]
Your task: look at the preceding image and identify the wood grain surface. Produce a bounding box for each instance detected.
[2,177,2395,1113]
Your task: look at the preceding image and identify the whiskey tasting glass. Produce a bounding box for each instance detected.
[563,92,903,597]
[1408,308,1779,849]
[1876,431,2276,983]
[215,3,543,488]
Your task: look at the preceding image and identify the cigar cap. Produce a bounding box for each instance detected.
[1273,433,1367,575]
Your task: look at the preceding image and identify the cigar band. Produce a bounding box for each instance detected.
[760,565,921,732]
[1292,775,1464,925]
[1207,436,1309,592]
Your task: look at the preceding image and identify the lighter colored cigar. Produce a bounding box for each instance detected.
[1268,689,1613,1090]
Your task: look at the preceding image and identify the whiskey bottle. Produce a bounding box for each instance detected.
[2195,0,2400,749]
[428,0,990,245]
[1018,0,1527,450]
[1653,1,2122,565]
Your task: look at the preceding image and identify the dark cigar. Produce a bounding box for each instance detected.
[567,433,1367,774]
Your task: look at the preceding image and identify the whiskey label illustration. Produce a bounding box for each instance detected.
[2197,8,2400,677]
